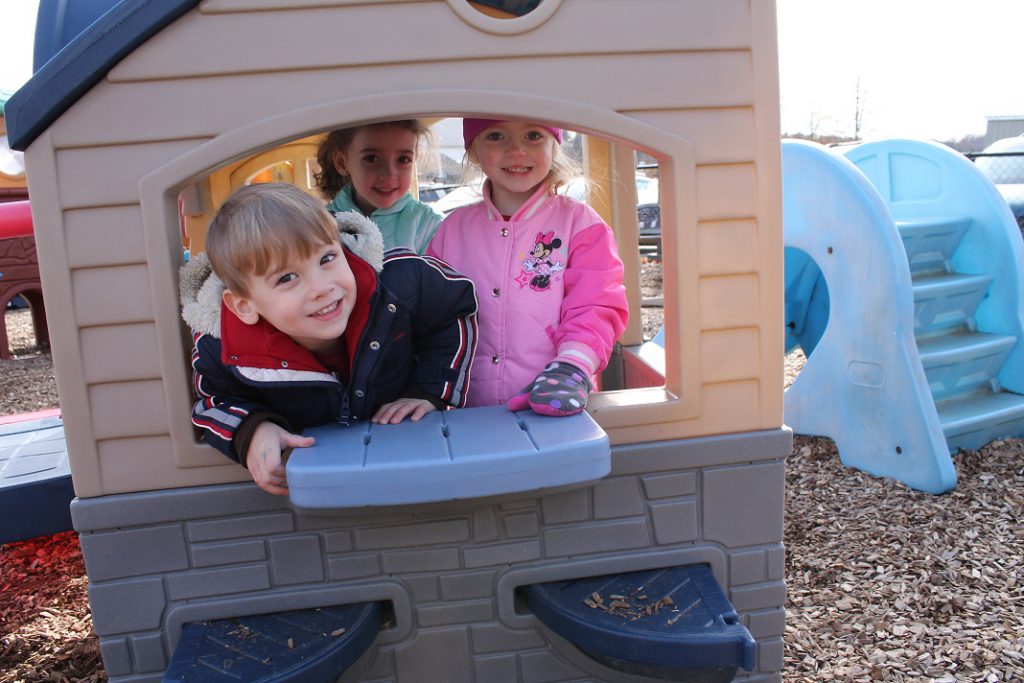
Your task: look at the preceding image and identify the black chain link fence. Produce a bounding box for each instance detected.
[966,151,1024,231]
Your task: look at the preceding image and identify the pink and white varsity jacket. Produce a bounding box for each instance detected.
[428,181,628,407]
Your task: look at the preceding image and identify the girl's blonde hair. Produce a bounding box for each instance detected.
[206,183,338,297]
[314,120,433,201]
[465,129,582,194]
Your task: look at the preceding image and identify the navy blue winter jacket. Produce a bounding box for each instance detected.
[179,212,478,466]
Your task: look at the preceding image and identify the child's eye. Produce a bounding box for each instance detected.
[320,252,337,266]
[276,273,297,286]
[484,131,504,142]
[525,130,545,141]
[361,154,380,164]
[397,154,414,165]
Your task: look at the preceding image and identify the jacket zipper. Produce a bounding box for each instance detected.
[337,389,351,426]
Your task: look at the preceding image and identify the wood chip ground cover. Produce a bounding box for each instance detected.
[3,301,1023,681]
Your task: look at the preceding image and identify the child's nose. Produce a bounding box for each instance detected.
[310,273,334,297]
[506,140,527,156]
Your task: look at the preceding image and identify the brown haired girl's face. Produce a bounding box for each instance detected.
[332,126,417,214]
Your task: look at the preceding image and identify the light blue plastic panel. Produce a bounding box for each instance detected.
[940,392,1024,451]
[896,216,971,274]
[781,140,956,493]
[844,139,1024,394]
[917,333,1016,402]
[286,406,610,509]
[912,273,992,335]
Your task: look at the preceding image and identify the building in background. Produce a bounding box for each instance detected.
[985,115,1024,146]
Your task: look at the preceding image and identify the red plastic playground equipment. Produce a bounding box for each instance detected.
[0,199,48,359]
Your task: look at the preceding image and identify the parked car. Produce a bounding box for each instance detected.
[429,180,485,214]
[416,183,460,204]
[972,136,1024,235]
[634,175,661,255]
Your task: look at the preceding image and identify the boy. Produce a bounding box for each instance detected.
[180,183,477,495]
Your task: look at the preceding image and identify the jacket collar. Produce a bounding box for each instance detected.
[480,179,553,222]
[328,184,413,218]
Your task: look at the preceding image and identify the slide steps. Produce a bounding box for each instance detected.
[783,138,1024,493]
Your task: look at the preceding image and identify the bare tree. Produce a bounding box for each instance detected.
[853,76,866,140]
[807,111,821,138]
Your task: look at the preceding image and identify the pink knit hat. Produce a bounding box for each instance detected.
[462,118,563,150]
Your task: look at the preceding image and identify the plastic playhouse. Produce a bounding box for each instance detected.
[7,1,790,681]
[783,139,1024,494]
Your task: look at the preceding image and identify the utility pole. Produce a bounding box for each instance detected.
[854,76,865,140]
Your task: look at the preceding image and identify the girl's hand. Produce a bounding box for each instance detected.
[372,398,437,424]
[507,361,591,417]
[246,422,315,495]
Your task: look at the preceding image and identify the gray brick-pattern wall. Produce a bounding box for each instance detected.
[73,430,790,682]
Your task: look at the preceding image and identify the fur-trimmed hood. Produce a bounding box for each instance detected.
[180,210,385,338]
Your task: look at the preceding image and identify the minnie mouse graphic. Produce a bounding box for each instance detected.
[520,231,565,292]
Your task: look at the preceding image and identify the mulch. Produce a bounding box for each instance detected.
[784,434,1024,682]
[0,533,104,683]
[0,310,58,416]
[2,300,1023,682]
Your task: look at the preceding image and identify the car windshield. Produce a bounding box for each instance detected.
[636,176,659,205]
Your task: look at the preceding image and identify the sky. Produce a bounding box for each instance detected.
[2,0,1023,143]
[0,1,39,96]
[777,0,1024,141]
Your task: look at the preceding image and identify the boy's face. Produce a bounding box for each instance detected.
[223,240,357,355]
[332,125,417,215]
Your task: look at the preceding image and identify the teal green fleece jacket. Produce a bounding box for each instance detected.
[326,184,443,254]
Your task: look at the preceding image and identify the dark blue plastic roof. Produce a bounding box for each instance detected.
[33,0,119,73]
[7,0,201,151]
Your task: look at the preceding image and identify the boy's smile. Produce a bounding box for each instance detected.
[223,240,357,355]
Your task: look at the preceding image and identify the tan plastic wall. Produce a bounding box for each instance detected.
[181,134,322,254]
[22,0,784,498]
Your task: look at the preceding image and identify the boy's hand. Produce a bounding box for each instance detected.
[372,398,437,424]
[246,422,315,496]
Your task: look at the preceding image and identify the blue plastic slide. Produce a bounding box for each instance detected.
[783,139,1024,493]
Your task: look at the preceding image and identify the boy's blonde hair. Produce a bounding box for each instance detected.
[465,130,581,194]
[205,183,338,297]
[314,120,433,201]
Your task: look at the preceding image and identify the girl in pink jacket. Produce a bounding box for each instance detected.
[428,119,628,416]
